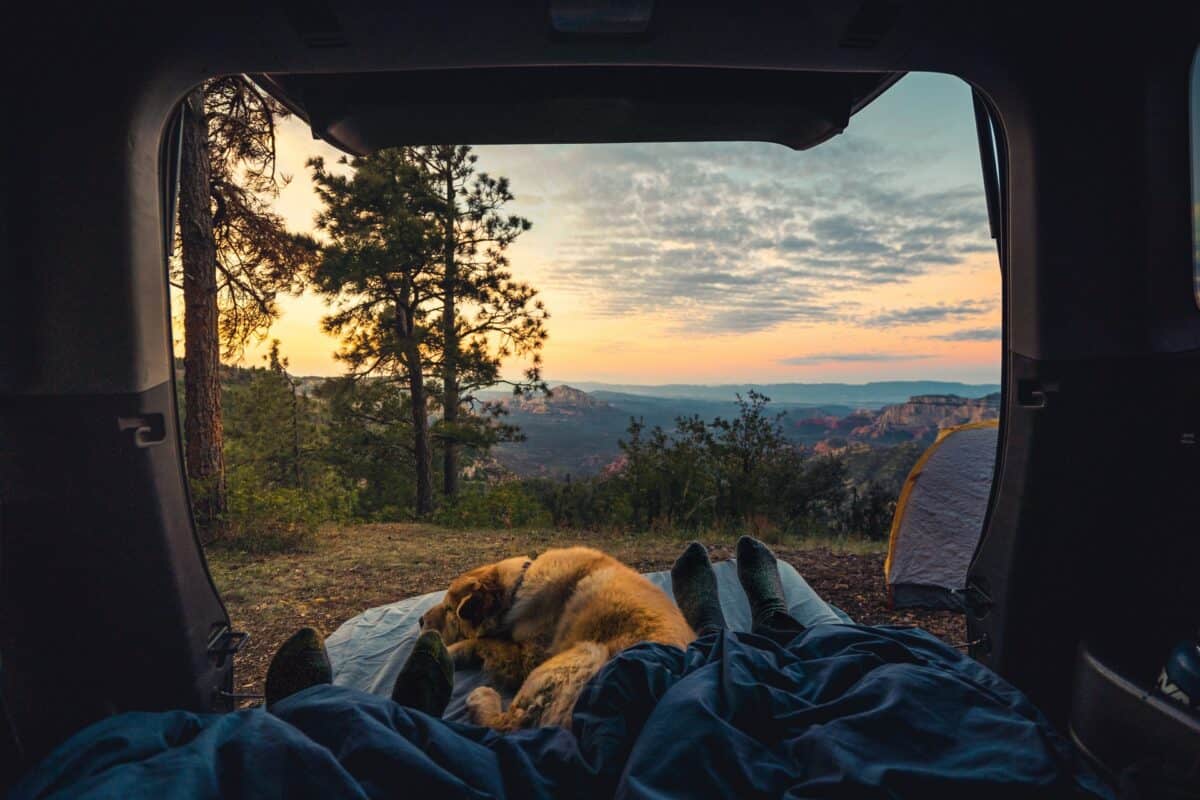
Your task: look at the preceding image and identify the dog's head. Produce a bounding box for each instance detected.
[419,555,531,644]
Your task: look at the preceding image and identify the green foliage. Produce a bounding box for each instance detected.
[408,144,549,435]
[306,150,441,381]
[607,392,846,534]
[514,393,901,541]
[204,356,905,548]
[224,343,315,487]
[305,147,550,506]
[211,343,356,551]
[222,466,337,553]
[432,481,552,529]
[316,376,419,521]
[839,482,897,541]
[522,476,635,530]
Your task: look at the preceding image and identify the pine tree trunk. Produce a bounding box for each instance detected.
[405,338,435,516]
[179,84,227,542]
[289,378,301,487]
[441,167,460,497]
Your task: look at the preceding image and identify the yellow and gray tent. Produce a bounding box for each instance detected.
[884,420,999,610]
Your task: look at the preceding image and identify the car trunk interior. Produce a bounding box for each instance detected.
[1,0,1198,788]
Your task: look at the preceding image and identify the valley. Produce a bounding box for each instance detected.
[488,381,1001,479]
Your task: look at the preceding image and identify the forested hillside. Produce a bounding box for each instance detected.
[194,360,996,549]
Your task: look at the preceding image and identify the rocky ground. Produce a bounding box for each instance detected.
[206,524,966,700]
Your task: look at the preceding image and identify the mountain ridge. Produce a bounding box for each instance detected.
[538,380,1001,407]
[493,384,1000,478]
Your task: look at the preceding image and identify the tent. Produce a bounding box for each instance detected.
[885,420,1000,610]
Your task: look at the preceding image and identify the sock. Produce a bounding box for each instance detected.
[735,536,789,630]
[265,627,332,708]
[670,542,728,634]
[392,630,454,717]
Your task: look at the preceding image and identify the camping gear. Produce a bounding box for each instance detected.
[9,626,1112,800]
[325,559,850,721]
[884,420,999,610]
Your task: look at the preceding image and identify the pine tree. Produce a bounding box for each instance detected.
[315,377,417,519]
[223,341,314,491]
[306,150,441,516]
[408,146,549,498]
[178,85,225,539]
[176,76,316,541]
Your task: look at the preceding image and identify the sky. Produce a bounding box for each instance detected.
[217,72,1002,384]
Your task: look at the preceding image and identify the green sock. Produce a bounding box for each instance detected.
[392,630,454,717]
[265,627,332,708]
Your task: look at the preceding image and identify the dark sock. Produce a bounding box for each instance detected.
[265,627,332,708]
[736,536,789,631]
[392,630,454,717]
[671,542,728,633]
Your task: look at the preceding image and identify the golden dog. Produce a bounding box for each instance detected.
[419,546,694,730]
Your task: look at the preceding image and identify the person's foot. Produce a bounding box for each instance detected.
[392,630,454,717]
[265,627,333,708]
[671,542,728,634]
[735,536,789,630]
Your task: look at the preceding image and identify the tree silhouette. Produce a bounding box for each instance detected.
[408,146,548,498]
[176,76,316,540]
[306,150,441,516]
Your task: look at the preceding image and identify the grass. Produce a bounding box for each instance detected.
[205,523,959,699]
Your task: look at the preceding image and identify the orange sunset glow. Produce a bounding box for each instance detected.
[177,72,1001,385]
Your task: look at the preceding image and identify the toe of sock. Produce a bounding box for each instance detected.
[265,628,332,706]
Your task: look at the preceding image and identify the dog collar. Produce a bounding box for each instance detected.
[507,558,533,607]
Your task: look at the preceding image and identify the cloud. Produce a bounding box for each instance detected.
[538,135,995,334]
[857,300,994,328]
[779,352,936,365]
[935,326,1002,341]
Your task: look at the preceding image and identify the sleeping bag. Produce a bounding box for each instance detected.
[10,624,1112,799]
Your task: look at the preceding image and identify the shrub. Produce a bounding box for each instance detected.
[433,481,552,529]
[523,476,635,530]
[214,464,357,553]
[745,513,784,544]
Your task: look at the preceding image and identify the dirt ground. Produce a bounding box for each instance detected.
[206,524,966,699]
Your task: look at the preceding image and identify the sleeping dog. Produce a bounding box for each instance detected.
[419,546,695,730]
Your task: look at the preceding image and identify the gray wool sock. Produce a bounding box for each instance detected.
[736,536,789,630]
[671,542,728,634]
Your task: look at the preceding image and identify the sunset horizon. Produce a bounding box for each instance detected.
[175,71,1001,386]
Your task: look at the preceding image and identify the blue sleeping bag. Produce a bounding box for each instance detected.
[11,625,1112,799]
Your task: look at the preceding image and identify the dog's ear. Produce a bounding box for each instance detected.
[455,590,492,625]
[454,572,503,625]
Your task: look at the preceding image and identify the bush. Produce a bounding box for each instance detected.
[496,395,904,541]
[433,481,553,529]
[522,476,634,530]
[214,465,356,553]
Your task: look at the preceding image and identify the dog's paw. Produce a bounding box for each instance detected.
[465,686,503,725]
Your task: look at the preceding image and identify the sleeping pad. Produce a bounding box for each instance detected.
[10,624,1112,799]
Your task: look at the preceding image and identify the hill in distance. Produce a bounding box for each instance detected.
[492,383,1000,478]
[559,381,1000,408]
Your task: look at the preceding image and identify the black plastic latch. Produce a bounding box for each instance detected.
[963,579,994,617]
[207,627,249,668]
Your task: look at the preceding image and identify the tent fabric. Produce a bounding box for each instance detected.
[885,420,999,610]
[326,559,852,723]
[10,626,1113,799]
